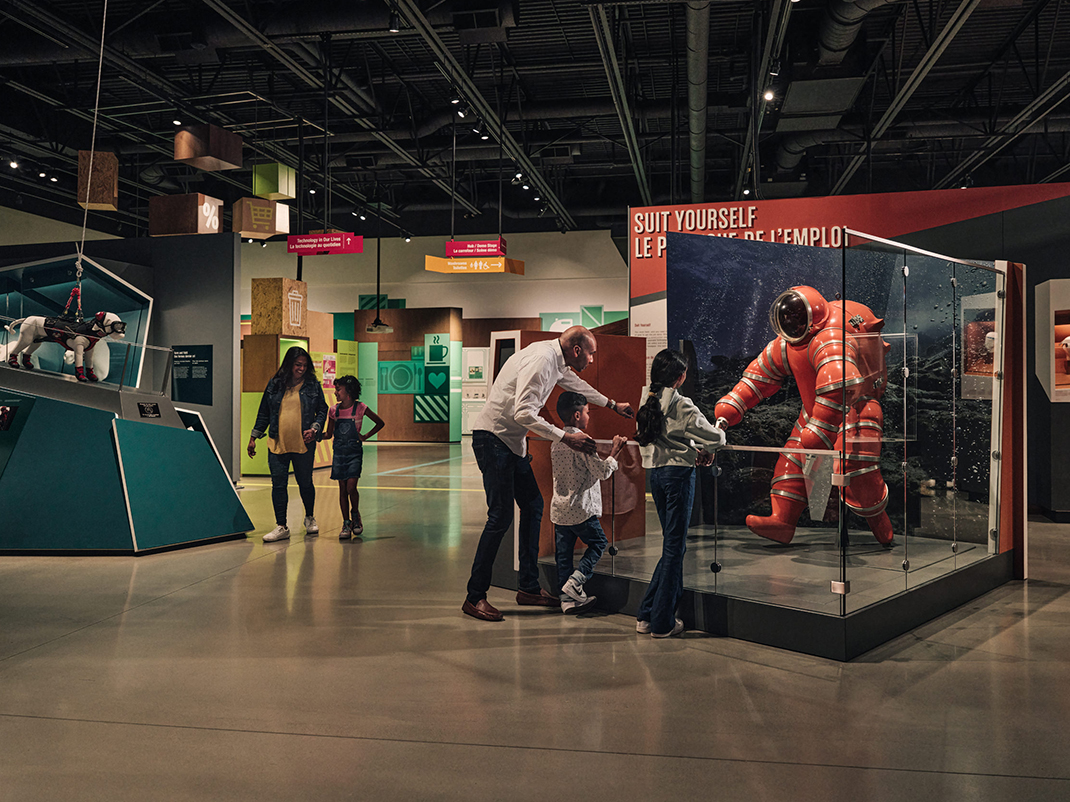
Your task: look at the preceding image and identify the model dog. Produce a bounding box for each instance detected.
[4,312,126,382]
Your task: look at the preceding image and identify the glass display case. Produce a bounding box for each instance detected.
[534,229,1020,658]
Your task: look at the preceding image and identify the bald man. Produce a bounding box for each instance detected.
[462,326,634,621]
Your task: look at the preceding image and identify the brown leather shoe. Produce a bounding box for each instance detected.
[516,588,561,607]
[462,598,504,621]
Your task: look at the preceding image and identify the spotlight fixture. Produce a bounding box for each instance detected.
[960,174,974,190]
[533,192,541,201]
[743,188,751,196]
[247,238,254,244]
[456,104,469,119]
[309,188,316,194]
[480,131,490,141]
[511,174,523,187]
[8,160,18,169]
[449,91,461,106]
[172,119,182,126]
[769,59,780,77]
[261,241,268,248]
[388,8,401,33]
[404,235,412,243]
[39,171,46,178]
[763,89,774,102]
[472,119,483,135]
[521,180,530,190]
[50,176,58,183]
[514,169,523,180]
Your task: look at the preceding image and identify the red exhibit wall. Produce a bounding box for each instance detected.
[629,184,1070,300]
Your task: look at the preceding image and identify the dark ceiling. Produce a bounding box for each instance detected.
[1,0,1068,241]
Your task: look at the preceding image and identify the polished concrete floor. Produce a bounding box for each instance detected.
[2,441,1069,800]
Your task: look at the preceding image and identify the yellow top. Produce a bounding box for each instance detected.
[269,384,306,454]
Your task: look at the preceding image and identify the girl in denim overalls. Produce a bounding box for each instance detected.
[323,375,384,539]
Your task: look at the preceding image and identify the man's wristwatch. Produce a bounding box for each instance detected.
[608,399,617,411]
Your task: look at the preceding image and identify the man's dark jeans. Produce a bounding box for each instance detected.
[466,430,544,604]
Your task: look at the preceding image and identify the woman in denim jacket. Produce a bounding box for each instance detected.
[248,346,328,542]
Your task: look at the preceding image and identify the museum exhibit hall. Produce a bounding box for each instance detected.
[2,1,1070,800]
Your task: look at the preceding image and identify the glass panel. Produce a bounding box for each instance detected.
[842,233,1005,612]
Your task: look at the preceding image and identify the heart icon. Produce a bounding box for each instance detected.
[428,371,446,389]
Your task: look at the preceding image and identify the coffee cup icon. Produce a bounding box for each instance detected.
[429,344,449,362]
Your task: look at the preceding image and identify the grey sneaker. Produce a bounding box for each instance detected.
[561,576,587,603]
[353,517,364,536]
[263,524,290,542]
[304,515,319,535]
[636,619,651,634]
[651,617,685,639]
[339,520,353,540]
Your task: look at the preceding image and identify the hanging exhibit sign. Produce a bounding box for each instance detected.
[628,183,1070,366]
[286,232,363,255]
[424,255,524,274]
[445,238,507,257]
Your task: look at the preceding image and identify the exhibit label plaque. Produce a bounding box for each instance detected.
[172,345,213,406]
[287,232,363,255]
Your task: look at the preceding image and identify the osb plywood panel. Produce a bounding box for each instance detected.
[306,310,335,354]
[252,277,308,337]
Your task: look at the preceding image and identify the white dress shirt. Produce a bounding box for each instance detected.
[472,338,609,457]
[550,427,619,525]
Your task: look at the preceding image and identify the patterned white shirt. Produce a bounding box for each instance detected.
[550,427,620,526]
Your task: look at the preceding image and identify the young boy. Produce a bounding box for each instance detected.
[551,391,627,614]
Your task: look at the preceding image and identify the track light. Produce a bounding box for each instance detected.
[8,160,18,169]
[247,238,254,244]
[309,188,316,194]
[743,188,751,196]
[480,131,490,141]
[472,119,483,135]
[769,60,780,77]
[514,169,523,180]
[763,89,774,102]
[404,235,412,243]
[456,104,469,119]
[172,119,182,126]
[39,171,46,178]
[521,179,530,190]
[388,8,401,33]
[449,91,461,106]
[50,176,58,182]
[261,241,268,248]
[533,192,541,201]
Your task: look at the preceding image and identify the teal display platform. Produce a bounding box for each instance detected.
[0,386,252,554]
[113,419,253,552]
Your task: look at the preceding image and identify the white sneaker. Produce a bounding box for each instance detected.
[651,618,685,639]
[339,521,353,540]
[263,524,290,542]
[353,518,363,536]
[636,620,651,634]
[304,516,319,535]
[561,576,587,603]
[562,596,597,615]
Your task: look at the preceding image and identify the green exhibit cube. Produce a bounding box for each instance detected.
[252,162,297,200]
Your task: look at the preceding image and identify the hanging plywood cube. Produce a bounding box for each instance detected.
[174,124,243,171]
[251,277,308,337]
[274,203,291,235]
[148,193,223,236]
[252,162,297,200]
[232,197,276,239]
[77,150,119,211]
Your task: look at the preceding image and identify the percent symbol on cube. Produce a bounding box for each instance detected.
[201,201,219,231]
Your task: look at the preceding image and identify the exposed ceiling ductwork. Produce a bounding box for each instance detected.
[686,1,711,203]
[818,0,895,67]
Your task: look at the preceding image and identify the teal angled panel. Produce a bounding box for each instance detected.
[333,312,355,340]
[113,419,253,551]
[0,396,132,551]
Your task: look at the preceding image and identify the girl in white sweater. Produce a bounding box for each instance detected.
[634,348,725,638]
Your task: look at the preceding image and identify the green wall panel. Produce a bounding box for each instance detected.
[114,419,253,551]
[240,391,270,475]
[0,396,132,551]
[356,342,379,442]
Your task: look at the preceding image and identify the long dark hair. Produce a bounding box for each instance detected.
[274,346,317,386]
[334,374,361,401]
[635,348,688,446]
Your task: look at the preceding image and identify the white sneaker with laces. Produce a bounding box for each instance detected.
[304,515,319,535]
[561,576,587,603]
[353,518,364,536]
[636,620,651,634]
[263,524,290,542]
[651,617,685,639]
[339,520,353,540]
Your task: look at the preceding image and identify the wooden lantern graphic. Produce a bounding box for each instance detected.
[252,162,297,200]
[77,150,119,211]
[174,124,242,171]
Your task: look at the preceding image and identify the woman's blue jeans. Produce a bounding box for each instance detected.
[466,431,544,604]
[267,448,316,526]
[637,466,696,634]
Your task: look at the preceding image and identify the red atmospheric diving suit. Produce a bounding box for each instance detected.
[714,286,894,545]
